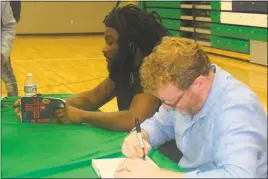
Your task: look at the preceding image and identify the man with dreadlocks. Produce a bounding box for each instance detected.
[52,4,168,130]
[14,4,183,163]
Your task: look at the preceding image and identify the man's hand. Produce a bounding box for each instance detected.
[122,131,151,158]
[54,105,84,124]
[14,98,22,120]
[114,158,161,178]
[114,158,185,178]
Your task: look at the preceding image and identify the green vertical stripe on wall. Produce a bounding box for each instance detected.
[211,11,221,23]
[211,1,221,10]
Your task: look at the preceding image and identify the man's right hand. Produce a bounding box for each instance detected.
[122,130,152,158]
[54,104,85,124]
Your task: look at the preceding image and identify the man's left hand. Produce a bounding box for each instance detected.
[114,158,162,178]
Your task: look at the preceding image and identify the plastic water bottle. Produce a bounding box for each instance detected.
[24,73,37,97]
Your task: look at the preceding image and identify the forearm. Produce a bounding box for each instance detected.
[80,110,136,132]
[65,93,95,111]
[66,91,113,111]
[66,78,115,111]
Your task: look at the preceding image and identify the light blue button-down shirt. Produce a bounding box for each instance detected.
[141,64,267,178]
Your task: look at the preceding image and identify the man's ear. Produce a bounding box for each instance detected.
[192,76,206,90]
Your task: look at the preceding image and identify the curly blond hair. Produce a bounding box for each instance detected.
[140,36,211,93]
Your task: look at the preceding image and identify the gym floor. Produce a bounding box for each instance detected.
[1,35,267,114]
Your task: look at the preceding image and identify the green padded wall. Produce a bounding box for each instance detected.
[211,36,250,54]
[211,24,267,42]
[145,1,181,8]
[138,0,267,61]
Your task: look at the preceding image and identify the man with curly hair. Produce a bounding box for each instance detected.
[117,37,267,178]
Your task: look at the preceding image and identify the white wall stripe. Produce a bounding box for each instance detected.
[221,12,267,28]
[221,1,232,11]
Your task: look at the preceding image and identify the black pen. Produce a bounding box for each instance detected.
[135,118,146,160]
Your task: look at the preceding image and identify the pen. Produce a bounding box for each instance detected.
[135,118,146,160]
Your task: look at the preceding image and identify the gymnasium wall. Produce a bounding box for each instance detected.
[139,1,267,66]
[16,1,117,34]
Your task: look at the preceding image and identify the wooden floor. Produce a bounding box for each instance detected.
[1,35,267,113]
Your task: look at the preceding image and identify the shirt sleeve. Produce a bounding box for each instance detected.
[140,106,176,148]
[1,1,16,63]
[184,102,267,178]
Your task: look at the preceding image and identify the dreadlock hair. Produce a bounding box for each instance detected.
[104,4,169,57]
[103,4,169,86]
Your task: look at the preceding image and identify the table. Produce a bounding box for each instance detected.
[1,94,185,178]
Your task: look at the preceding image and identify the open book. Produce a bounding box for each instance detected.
[92,157,158,178]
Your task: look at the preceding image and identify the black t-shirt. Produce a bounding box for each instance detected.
[110,70,143,111]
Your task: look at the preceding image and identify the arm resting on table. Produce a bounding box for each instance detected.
[65,77,115,111]
[79,93,160,131]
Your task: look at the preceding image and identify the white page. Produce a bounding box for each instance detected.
[92,157,158,178]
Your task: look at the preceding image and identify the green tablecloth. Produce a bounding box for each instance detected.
[1,94,185,178]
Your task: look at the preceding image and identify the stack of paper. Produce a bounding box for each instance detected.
[92,157,158,178]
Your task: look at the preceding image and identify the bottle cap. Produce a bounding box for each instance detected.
[27,73,32,77]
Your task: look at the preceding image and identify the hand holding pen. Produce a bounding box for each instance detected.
[135,118,146,160]
[121,118,152,159]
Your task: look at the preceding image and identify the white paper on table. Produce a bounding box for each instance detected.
[92,157,158,178]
